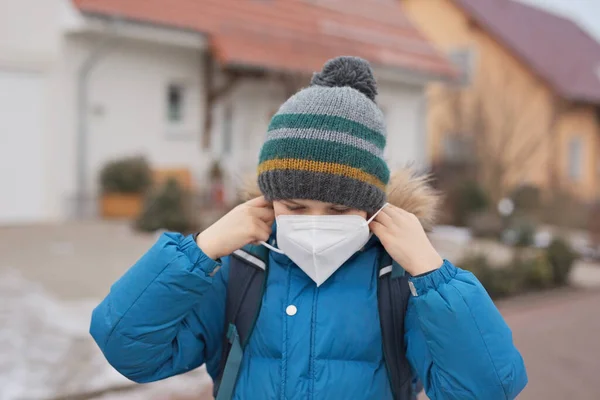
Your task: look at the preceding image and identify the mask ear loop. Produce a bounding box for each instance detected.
[365,202,389,226]
[260,240,285,254]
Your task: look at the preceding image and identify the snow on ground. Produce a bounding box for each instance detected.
[0,268,210,400]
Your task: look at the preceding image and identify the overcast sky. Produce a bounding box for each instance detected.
[517,0,600,41]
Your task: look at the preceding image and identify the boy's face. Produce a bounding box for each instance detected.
[273,199,367,219]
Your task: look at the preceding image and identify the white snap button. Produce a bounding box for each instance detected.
[286,305,297,316]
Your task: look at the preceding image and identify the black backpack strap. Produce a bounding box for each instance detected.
[214,244,269,400]
[377,247,420,400]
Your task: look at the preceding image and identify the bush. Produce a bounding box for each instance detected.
[429,162,482,226]
[547,237,577,286]
[588,202,600,248]
[468,211,504,239]
[452,180,490,226]
[541,190,589,230]
[135,178,195,233]
[459,244,570,299]
[99,156,152,194]
[511,184,541,213]
[505,216,537,247]
[209,160,224,182]
[515,252,554,290]
[460,253,522,298]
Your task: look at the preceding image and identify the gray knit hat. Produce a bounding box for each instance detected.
[257,56,389,213]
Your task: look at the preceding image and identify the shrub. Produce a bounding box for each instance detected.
[460,246,565,299]
[459,253,520,299]
[468,211,504,239]
[515,252,554,290]
[506,216,537,247]
[452,180,490,226]
[429,162,481,226]
[541,190,589,230]
[209,160,224,182]
[135,178,194,233]
[511,184,541,213]
[547,237,577,286]
[99,156,152,194]
[588,202,600,248]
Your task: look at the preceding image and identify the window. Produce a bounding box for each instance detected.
[447,47,476,86]
[568,136,584,181]
[167,83,185,123]
[222,103,233,154]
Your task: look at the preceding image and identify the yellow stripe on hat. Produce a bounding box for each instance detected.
[258,158,386,191]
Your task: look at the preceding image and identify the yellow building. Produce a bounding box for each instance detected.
[401,0,600,202]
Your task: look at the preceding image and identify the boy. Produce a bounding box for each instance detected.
[91,56,527,399]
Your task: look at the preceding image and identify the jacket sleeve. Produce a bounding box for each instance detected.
[90,232,229,383]
[404,261,527,400]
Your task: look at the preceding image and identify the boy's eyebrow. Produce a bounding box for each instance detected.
[282,199,302,206]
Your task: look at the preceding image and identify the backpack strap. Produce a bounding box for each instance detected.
[377,247,422,400]
[214,244,269,400]
[378,251,406,280]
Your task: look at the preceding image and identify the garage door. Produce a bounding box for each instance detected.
[0,70,46,224]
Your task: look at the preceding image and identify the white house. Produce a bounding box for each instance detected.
[0,0,454,225]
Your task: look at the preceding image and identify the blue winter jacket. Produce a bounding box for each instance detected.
[90,232,527,399]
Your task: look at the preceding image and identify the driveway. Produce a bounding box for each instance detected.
[501,288,600,399]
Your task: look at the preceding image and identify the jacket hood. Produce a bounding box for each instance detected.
[240,167,441,230]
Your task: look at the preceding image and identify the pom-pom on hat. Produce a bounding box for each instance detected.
[257,56,389,213]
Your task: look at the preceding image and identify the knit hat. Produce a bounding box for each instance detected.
[257,56,389,213]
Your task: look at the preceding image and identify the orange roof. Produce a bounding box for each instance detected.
[73,0,455,79]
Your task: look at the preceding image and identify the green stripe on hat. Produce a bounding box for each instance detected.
[266,128,384,158]
[268,113,386,150]
[259,138,390,183]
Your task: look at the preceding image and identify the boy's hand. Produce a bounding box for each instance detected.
[196,196,275,260]
[369,204,443,276]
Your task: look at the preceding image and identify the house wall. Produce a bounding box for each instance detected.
[60,34,291,212]
[379,81,429,171]
[0,8,287,221]
[0,0,66,224]
[0,0,433,224]
[0,0,215,223]
[0,0,64,62]
[209,78,286,201]
[556,105,600,199]
[402,0,600,201]
[59,34,208,214]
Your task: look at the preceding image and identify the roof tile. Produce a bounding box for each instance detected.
[73,0,455,78]
[453,0,600,103]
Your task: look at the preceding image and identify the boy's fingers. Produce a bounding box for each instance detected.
[369,220,385,235]
[247,196,271,208]
[256,220,272,241]
[251,207,275,222]
[386,204,410,219]
[375,209,394,227]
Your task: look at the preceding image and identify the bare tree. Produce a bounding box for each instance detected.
[429,64,559,204]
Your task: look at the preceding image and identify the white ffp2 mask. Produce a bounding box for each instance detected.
[261,204,388,286]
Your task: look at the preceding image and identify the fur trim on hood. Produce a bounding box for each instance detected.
[240,167,441,230]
